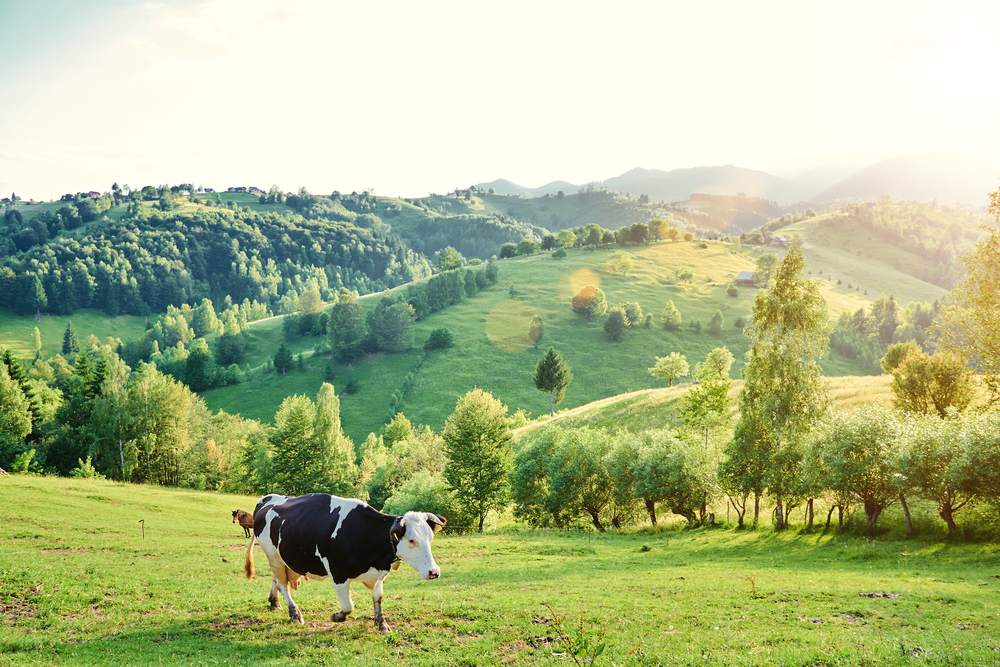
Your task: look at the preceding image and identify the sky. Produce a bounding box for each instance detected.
[1,0,999,201]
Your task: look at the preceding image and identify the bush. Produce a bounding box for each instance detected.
[727,283,739,297]
[382,470,460,520]
[552,247,567,259]
[425,327,454,350]
[734,316,745,329]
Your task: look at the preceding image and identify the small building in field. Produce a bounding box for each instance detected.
[735,270,755,286]
[86,191,101,198]
[770,235,788,247]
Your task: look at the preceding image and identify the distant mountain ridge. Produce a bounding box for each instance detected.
[810,150,998,205]
[478,151,999,206]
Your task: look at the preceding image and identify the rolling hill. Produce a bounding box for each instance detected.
[200,227,945,445]
[811,150,999,205]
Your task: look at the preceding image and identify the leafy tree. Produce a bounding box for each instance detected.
[708,310,723,335]
[516,238,538,256]
[812,406,900,533]
[312,382,357,496]
[881,340,921,373]
[273,343,294,375]
[603,251,632,277]
[297,287,325,334]
[571,285,607,321]
[425,327,454,350]
[899,413,978,536]
[215,311,247,366]
[648,352,688,386]
[383,412,414,447]
[619,302,642,328]
[890,350,975,418]
[191,298,221,338]
[184,338,215,391]
[730,240,829,530]
[556,229,577,248]
[0,363,32,441]
[754,253,778,287]
[270,394,318,495]
[485,256,499,283]
[634,430,713,524]
[436,246,464,272]
[374,302,416,352]
[681,349,734,450]
[534,347,573,417]
[871,294,900,345]
[937,188,1000,401]
[463,270,477,297]
[604,308,628,341]
[540,234,558,251]
[661,300,682,330]
[383,470,457,518]
[329,288,366,361]
[648,219,668,241]
[442,389,512,532]
[62,322,79,357]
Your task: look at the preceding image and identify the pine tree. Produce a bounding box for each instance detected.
[534,347,573,416]
[62,322,79,356]
[273,343,294,375]
[661,300,682,330]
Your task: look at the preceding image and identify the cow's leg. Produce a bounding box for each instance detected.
[362,578,391,633]
[270,567,304,624]
[330,580,354,623]
[268,575,282,611]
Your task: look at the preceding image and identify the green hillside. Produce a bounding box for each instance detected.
[201,236,940,445]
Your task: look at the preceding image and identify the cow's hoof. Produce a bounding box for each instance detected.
[289,606,304,624]
[269,601,282,611]
[331,611,350,623]
[378,621,392,634]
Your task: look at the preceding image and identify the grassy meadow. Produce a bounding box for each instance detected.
[0,308,149,361]
[201,236,935,444]
[2,475,999,666]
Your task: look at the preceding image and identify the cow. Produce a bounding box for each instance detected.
[243,493,445,633]
[232,509,254,538]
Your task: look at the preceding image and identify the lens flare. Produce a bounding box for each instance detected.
[560,267,601,304]
[485,299,540,354]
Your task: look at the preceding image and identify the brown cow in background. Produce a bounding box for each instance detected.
[232,509,254,538]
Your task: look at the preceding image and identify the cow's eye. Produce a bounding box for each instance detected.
[408,539,415,546]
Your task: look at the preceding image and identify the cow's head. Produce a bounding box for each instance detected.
[391,512,446,580]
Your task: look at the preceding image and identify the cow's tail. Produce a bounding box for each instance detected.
[244,529,256,581]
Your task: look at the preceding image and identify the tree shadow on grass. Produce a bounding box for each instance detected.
[2,616,325,665]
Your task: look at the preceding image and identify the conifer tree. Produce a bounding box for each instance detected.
[62,322,79,356]
[534,347,573,416]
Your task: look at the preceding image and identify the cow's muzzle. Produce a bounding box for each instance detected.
[426,568,440,580]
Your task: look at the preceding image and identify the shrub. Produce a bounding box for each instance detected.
[552,247,567,259]
[425,327,454,350]
[727,282,739,297]
[383,471,460,520]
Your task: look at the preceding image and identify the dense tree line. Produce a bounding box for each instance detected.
[0,201,431,317]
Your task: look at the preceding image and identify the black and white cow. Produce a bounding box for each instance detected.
[243,493,445,633]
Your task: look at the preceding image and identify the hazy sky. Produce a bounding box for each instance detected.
[2,0,998,200]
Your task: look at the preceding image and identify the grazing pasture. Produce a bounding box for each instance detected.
[2,476,998,666]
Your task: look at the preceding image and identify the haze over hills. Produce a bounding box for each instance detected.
[811,150,999,206]
[478,151,999,207]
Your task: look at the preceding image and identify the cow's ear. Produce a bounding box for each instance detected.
[391,517,407,544]
[426,513,446,533]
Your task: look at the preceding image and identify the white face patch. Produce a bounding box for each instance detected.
[395,512,441,580]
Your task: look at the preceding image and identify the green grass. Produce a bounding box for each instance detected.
[0,308,149,362]
[201,238,942,444]
[2,476,998,666]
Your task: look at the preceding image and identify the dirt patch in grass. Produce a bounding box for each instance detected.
[1,585,42,624]
[42,548,92,554]
[209,616,269,630]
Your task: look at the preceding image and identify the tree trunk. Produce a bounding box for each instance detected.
[478,513,485,533]
[549,393,554,417]
[611,515,622,530]
[864,501,881,533]
[939,504,956,536]
[775,495,785,530]
[590,512,605,533]
[807,498,814,530]
[645,498,657,526]
[838,505,844,528]
[826,505,835,529]
[753,493,760,527]
[900,493,914,535]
